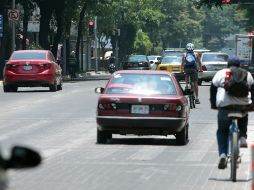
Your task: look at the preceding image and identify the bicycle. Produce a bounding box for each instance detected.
[227,110,246,182]
[185,73,195,109]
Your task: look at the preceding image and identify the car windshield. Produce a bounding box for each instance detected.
[11,52,47,60]
[106,73,177,95]
[202,54,228,62]
[127,55,148,62]
[162,56,181,64]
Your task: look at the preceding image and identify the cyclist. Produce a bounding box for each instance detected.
[181,43,203,104]
[210,55,254,169]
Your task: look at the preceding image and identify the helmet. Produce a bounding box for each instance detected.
[227,55,240,67]
[186,43,194,51]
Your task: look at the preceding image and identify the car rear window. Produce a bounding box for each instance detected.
[11,52,47,60]
[106,73,177,95]
[202,54,228,62]
[162,56,181,64]
[128,55,148,62]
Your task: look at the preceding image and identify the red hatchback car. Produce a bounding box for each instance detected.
[3,50,62,92]
[95,70,190,145]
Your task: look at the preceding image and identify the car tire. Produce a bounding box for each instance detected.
[198,80,202,86]
[49,83,57,92]
[3,85,10,92]
[97,129,109,144]
[57,82,62,91]
[176,124,188,145]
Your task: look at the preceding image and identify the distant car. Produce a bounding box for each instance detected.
[198,52,229,85]
[3,50,62,92]
[156,56,184,81]
[95,70,190,145]
[122,55,150,70]
[147,55,162,70]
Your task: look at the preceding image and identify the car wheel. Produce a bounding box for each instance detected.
[176,124,188,145]
[11,86,18,92]
[97,129,109,144]
[198,80,202,86]
[49,83,57,92]
[57,82,62,91]
[3,85,10,92]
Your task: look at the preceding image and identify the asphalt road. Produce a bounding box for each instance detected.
[0,81,253,190]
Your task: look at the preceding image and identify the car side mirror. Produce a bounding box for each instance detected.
[95,87,104,94]
[5,146,41,169]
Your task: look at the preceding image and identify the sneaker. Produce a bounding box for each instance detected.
[240,137,248,148]
[195,98,200,104]
[218,153,227,169]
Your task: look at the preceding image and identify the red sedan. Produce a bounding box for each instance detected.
[3,50,62,92]
[95,70,190,145]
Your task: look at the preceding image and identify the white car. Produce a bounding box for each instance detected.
[198,52,229,85]
[147,55,161,70]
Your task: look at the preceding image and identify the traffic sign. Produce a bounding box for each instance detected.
[0,15,3,33]
[8,9,19,21]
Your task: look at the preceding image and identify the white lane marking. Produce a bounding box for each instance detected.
[128,146,166,161]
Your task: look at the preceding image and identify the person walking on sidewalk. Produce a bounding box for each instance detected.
[68,51,78,79]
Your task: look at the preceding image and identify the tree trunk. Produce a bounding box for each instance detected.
[38,1,53,50]
[22,0,29,50]
[52,1,64,57]
[75,4,87,71]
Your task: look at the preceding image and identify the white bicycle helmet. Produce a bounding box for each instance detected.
[186,43,194,51]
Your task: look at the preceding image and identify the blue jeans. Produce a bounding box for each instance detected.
[217,108,248,156]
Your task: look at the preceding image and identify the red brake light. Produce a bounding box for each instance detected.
[201,65,207,71]
[226,71,230,78]
[127,63,132,67]
[39,63,51,70]
[5,64,17,70]
[98,103,117,110]
[164,104,182,112]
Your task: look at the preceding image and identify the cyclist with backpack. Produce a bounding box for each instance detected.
[210,55,254,169]
[181,43,203,104]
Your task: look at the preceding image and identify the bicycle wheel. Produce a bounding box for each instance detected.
[189,95,193,109]
[230,131,238,182]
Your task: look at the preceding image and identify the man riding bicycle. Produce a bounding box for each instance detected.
[210,55,254,169]
[181,43,203,104]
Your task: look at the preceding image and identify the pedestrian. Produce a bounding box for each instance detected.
[68,51,77,79]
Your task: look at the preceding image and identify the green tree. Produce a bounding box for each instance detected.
[134,30,153,55]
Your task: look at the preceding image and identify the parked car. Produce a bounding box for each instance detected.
[95,70,190,145]
[122,55,150,70]
[0,146,41,190]
[3,50,62,92]
[156,56,184,81]
[147,55,162,70]
[198,52,229,85]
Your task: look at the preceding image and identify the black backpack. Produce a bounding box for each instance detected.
[224,67,249,97]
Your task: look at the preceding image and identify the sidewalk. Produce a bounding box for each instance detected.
[62,70,111,81]
[0,71,111,86]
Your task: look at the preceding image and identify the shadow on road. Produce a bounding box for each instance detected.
[208,177,252,182]
[99,137,190,146]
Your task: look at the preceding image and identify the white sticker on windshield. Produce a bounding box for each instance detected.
[160,77,171,81]
[114,74,122,78]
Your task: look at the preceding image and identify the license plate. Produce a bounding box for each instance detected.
[23,65,32,70]
[131,105,149,114]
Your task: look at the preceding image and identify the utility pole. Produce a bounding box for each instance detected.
[94,16,98,72]
[115,29,120,69]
